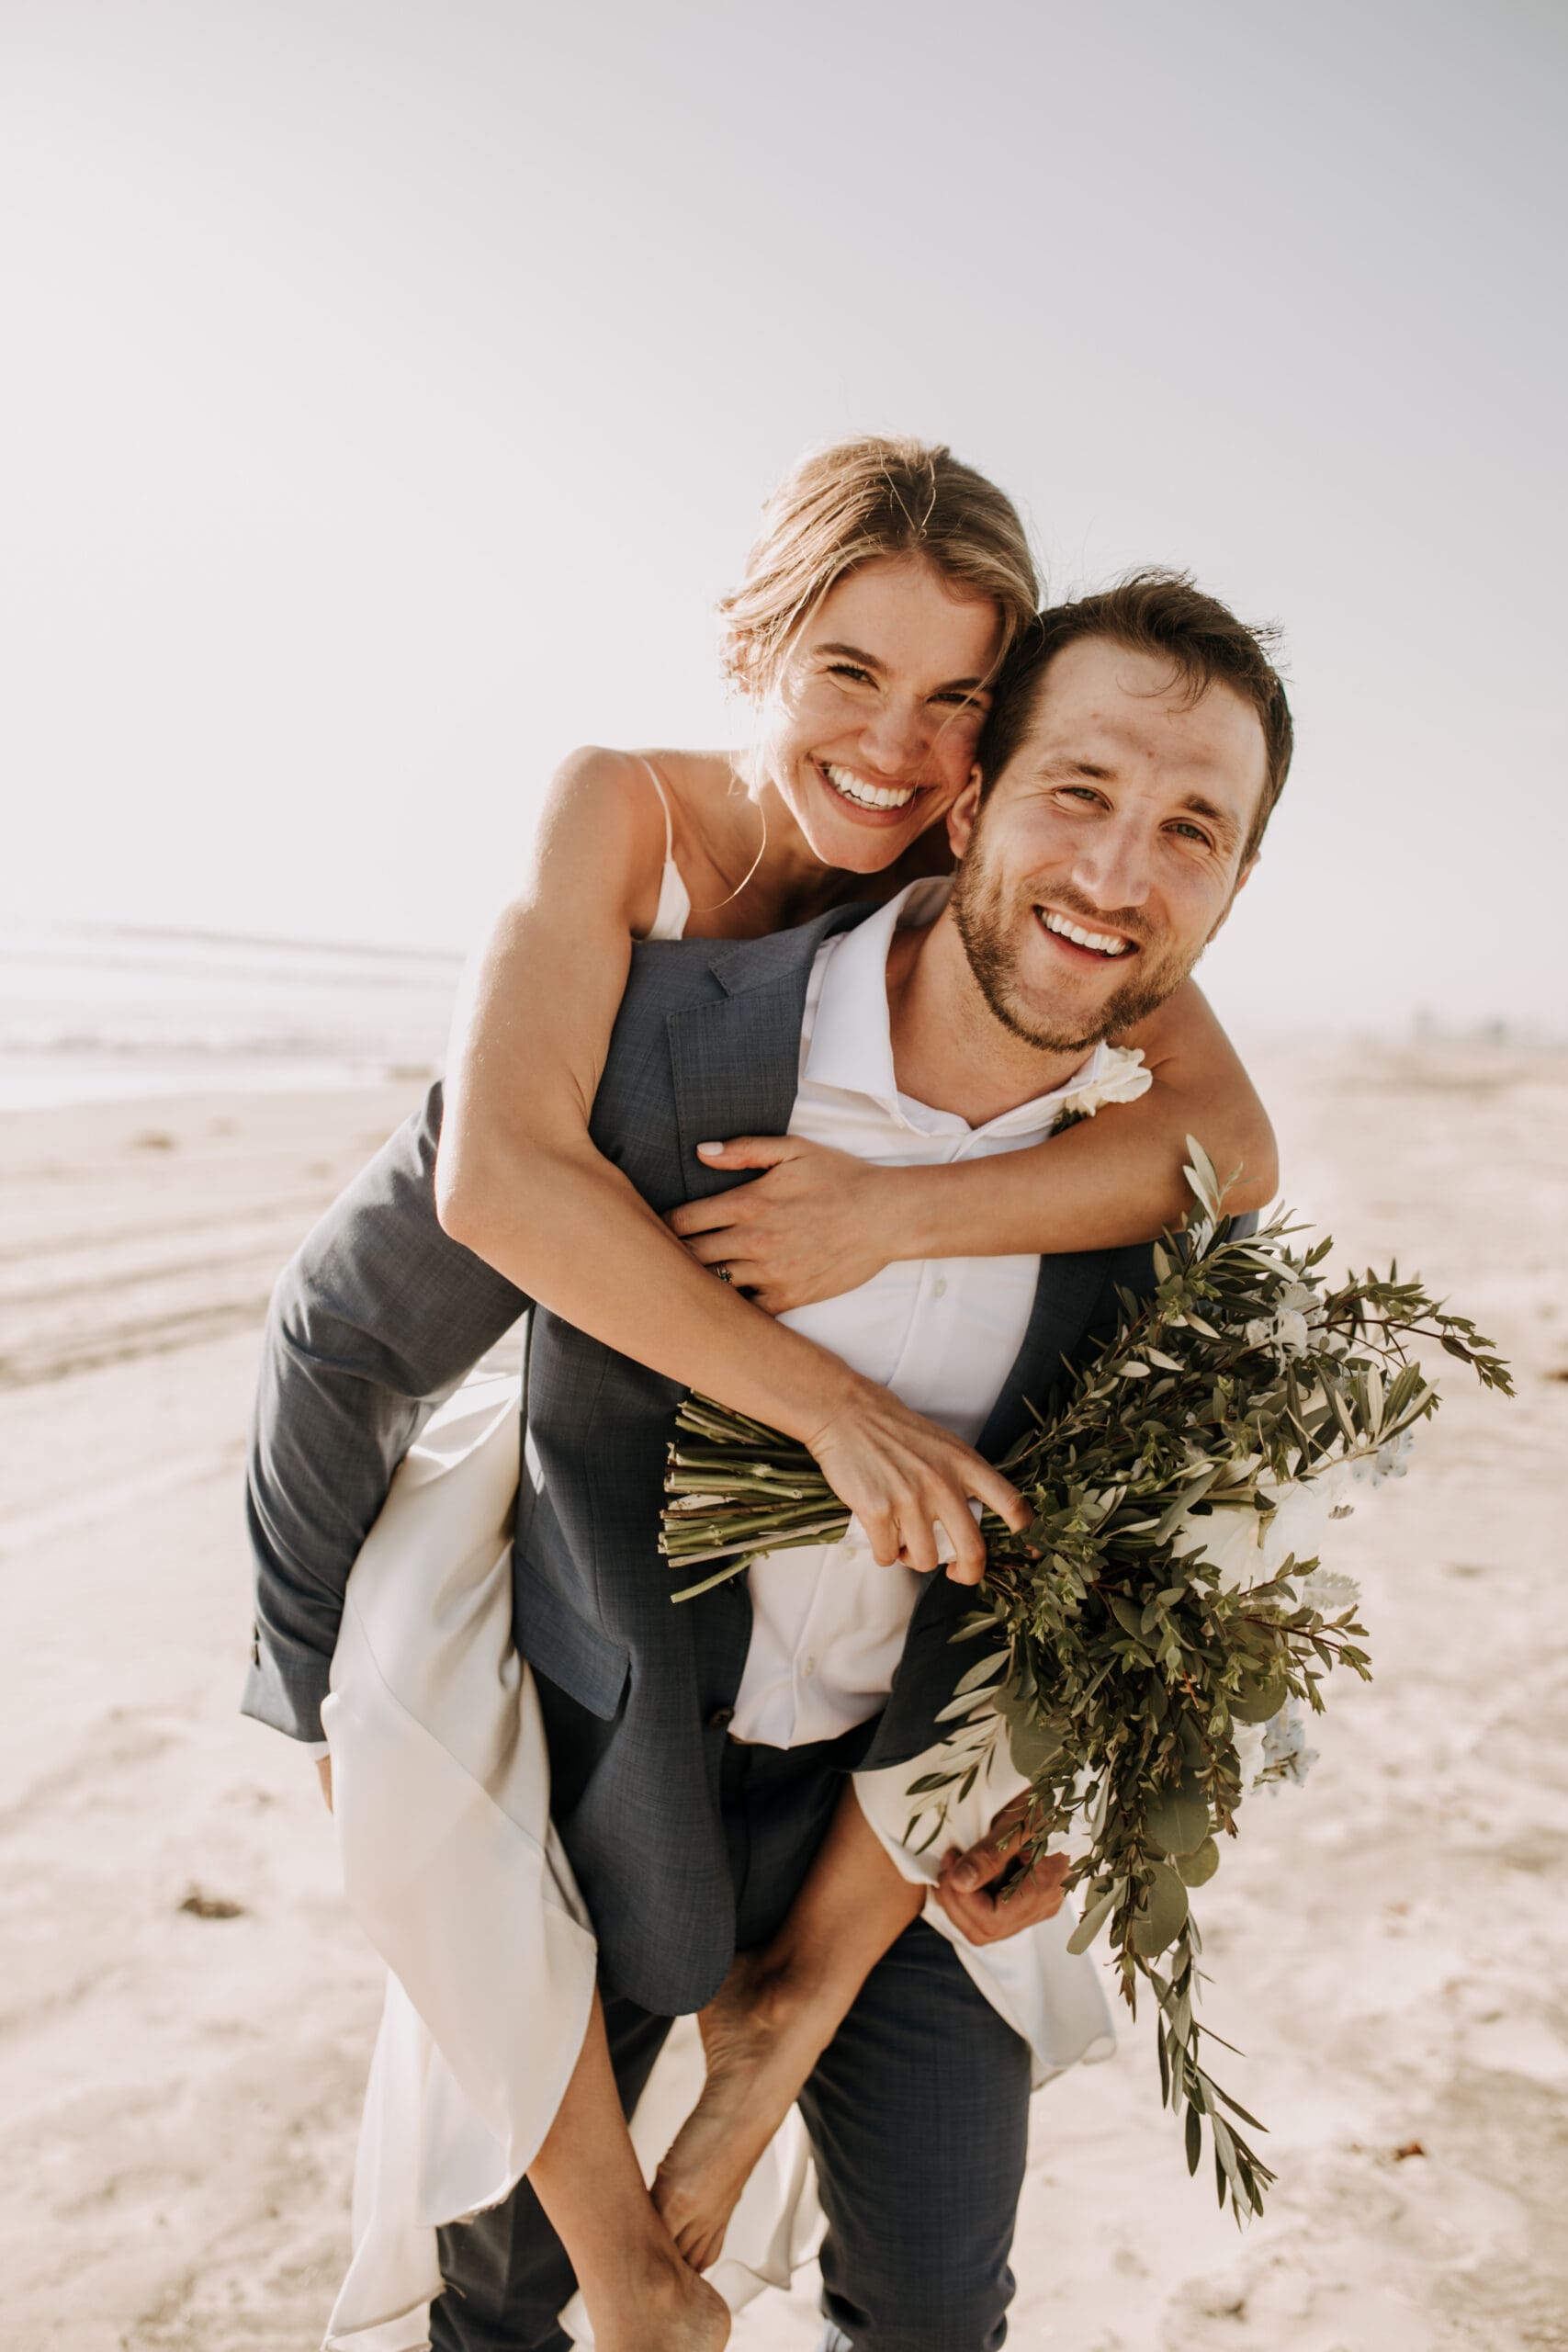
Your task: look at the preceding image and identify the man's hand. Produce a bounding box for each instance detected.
[667,1136,897,1313]
[934,1797,1068,1944]
[803,1377,1030,1582]
[316,1756,333,1812]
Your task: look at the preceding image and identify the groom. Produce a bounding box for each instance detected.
[245,573,1291,2350]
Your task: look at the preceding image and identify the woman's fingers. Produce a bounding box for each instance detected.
[694,1136,801,1172]
[896,1509,940,1577]
[971,1462,1031,1534]
[935,1498,988,1586]
[681,1227,739,1267]
[667,1195,739,1239]
[860,1505,903,1569]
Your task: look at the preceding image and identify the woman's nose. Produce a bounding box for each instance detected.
[858,695,931,775]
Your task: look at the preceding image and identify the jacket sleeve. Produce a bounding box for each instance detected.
[241,1081,529,1741]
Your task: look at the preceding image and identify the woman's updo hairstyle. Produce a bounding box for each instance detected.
[718,435,1039,696]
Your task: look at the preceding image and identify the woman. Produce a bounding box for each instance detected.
[328,435,1277,2350]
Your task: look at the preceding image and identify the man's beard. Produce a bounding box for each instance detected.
[950,827,1201,1054]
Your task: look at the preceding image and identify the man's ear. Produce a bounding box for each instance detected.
[1206,852,1259,943]
[948,767,985,858]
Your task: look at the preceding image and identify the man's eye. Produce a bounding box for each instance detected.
[1169,821,1211,845]
[829,663,873,685]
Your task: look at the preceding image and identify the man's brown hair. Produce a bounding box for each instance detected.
[978,571,1293,862]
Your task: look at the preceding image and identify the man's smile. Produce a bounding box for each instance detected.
[1032,903,1138,961]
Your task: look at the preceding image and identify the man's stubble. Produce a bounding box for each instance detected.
[948,807,1207,1055]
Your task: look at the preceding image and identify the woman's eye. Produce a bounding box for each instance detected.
[829,663,874,685]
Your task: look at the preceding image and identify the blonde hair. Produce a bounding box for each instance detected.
[718,435,1039,695]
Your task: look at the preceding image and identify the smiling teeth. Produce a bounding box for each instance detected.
[823,763,915,811]
[1040,908,1133,956]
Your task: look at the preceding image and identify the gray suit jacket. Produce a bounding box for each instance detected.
[244,905,1157,2012]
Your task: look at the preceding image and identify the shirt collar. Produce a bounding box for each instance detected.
[801,879,1111,1137]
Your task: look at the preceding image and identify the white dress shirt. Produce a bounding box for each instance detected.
[731,879,1111,1747]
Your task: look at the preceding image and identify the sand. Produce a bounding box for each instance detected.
[1,1048,1564,2352]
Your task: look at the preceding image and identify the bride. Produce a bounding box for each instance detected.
[310,434,1278,2350]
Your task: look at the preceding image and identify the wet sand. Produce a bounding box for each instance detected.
[1,1049,1564,2350]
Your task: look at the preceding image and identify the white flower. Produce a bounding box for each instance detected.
[1232,1702,1318,1797]
[1258,1700,1319,1791]
[1232,1720,1266,1788]
[1178,1498,1274,1590]
[1180,1465,1354,1593]
[1345,1426,1416,1488]
[1296,1567,1360,1615]
[1244,1306,1312,1360]
[1375,1430,1414,1480]
[1058,1046,1153,1123]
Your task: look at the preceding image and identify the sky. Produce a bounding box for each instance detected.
[3,0,1564,1037]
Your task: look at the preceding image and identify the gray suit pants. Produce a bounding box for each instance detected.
[431,1725,1033,2352]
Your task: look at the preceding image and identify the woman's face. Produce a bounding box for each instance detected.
[750,554,1006,874]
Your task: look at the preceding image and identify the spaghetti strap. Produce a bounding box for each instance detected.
[637,757,693,943]
[640,757,676,865]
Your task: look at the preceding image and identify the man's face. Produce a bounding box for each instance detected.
[947,637,1267,1052]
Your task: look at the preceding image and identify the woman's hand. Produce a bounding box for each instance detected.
[799,1372,1031,1582]
[666,1136,907,1312]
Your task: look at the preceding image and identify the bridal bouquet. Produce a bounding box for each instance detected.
[660,1142,1510,2219]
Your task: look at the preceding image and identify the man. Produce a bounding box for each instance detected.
[246,573,1291,2350]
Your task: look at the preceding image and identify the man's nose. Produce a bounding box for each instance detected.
[1070,817,1154,910]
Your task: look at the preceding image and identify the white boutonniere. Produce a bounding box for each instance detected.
[1057,1046,1153,1125]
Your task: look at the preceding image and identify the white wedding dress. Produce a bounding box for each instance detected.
[320,774,1115,2347]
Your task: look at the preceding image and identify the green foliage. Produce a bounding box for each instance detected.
[660,1144,1511,2216]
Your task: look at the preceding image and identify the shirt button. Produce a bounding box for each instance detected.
[800,1656,818,1679]
[706,1705,735,1730]
[933,1276,948,1298]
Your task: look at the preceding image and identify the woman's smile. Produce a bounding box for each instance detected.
[812,757,931,821]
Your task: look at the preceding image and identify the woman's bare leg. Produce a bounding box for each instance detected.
[653,1784,924,2269]
[527,1993,729,2352]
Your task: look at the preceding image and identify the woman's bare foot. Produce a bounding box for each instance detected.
[653,1952,840,2271]
[592,2245,730,2352]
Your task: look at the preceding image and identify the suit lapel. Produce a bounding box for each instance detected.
[666,906,868,1206]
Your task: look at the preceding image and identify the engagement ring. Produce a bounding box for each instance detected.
[715,1263,733,1283]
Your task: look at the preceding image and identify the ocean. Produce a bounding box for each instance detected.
[0,915,464,1109]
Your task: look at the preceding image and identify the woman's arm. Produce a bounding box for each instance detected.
[667,980,1276,1310]
[435,749,1027,1576]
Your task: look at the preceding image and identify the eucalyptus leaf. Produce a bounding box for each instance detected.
[1178,1836,1221,1887]
[1131,1863,1190,1957]
[1145,1774,1211,1858]
[1066,1883,1120,1955]
[1230,1669,1289,1724]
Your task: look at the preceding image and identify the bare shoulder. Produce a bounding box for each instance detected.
[540,744,668,844]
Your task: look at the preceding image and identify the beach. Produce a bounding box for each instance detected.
[2,1046,1564,2352]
